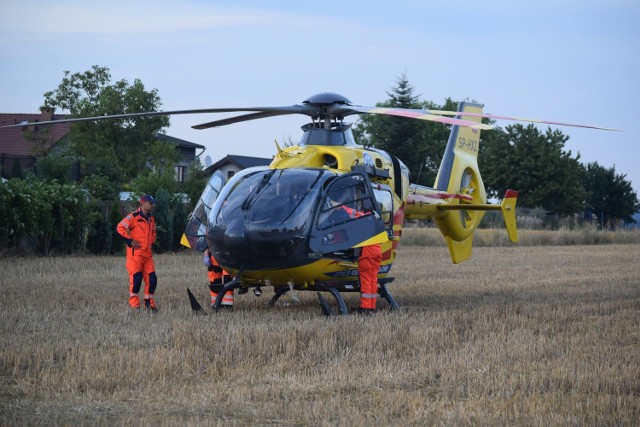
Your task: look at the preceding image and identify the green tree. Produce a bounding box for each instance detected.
[85,201,112,254]
[129,139,181,200]
[153,188,173,253]
[0,181,12,248]
[182,158,208,212]
[82,174,118,201]
[1,178,87,254]
[584,162,639,228]
[481,124,588,216]
[353,74,453,186]
[109,199,125,254]
[42,65,170,187]
[10,159,24,179]
[172,199,188,251]
[34,151,76,182]
[130,169,178,203]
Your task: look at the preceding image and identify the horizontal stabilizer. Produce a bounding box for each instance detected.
[435,190,519,243]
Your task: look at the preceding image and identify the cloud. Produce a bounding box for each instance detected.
[0,2,278,35]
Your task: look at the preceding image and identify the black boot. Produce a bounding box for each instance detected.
[351,307,376,315]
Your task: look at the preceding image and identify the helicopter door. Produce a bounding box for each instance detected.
[182,170,225,251]
[310,173,388,254]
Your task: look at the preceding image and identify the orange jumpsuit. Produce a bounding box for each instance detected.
[339,205,381,310]
[117,208,157,310]
[205,249,234,308]
[358,244,382,310]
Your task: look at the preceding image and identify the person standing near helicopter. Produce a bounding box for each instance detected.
[325,188,382,314]
[355,242,382,314]
[204,247,234,310]
[117,194,159,312]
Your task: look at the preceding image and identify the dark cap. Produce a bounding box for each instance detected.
[140,194,156,205]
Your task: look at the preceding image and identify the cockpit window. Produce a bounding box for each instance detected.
[213,170,265,226]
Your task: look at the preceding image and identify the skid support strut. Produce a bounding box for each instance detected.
[212,264,245,311]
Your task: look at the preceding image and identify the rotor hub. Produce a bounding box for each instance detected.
[303,92,351,106]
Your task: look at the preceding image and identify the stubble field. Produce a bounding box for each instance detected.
[1,238,639,425]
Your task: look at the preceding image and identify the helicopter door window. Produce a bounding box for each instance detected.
[318,175,376,230]
[310,173,386,255]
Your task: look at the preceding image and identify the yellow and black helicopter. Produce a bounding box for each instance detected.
[174,92,615,315]
[5,92,615,315]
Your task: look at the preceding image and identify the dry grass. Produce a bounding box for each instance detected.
[1,243,639,425]
[401,226,640,247]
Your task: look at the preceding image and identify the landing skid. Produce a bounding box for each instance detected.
[191,274,401,316]
[316,286,349,316]
[378,281,400,311]
[314,278,401,316]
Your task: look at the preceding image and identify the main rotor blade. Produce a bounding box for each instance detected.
[428,110,621,132]
[192,111,294,130]
[0,105,317,129]
[344,105,494,130]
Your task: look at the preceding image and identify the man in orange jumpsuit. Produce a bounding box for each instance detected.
[327,192,382,314]
[356,243,382,314]
[117,194,158,312]
[204,247,234,310]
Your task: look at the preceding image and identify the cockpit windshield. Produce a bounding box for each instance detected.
[206,167,387,269]
[208,167,329,268]
[214,168,325,232]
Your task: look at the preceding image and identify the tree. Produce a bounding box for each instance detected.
[353,74,453,186]
[109,199,125,254]
[182,159,208,212]
[481,124,588,216]
[42,65,170,188]
[10,158,24,179]
[152,188,173,253]
[172,199,188,251]
[584,162,639,228]
[85,201,112,254]
[34,151,76,182]
[1,178,87,254]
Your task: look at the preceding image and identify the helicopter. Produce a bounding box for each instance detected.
[4,92,616,315]
[176,92,614,315]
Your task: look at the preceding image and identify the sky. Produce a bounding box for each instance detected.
[1,0,638,193]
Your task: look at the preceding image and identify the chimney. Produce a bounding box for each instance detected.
[40,107,54,122]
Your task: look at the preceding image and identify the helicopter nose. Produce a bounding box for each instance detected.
[223,218,250,255]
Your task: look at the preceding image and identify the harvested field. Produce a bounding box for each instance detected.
[1,243,639,425]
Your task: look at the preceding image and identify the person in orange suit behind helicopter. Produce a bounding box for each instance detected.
[204,247,234,310]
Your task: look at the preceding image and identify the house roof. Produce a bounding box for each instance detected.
[0,113,205,158]
[0,113,70,157]
[205,154,272,175]
[156,132,205,150]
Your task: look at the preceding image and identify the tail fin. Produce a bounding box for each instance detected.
[434,101,485,196]
[432,103,520,263]
[501,190,519,243]
[402,102,520,264]
[432,102,487,259]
